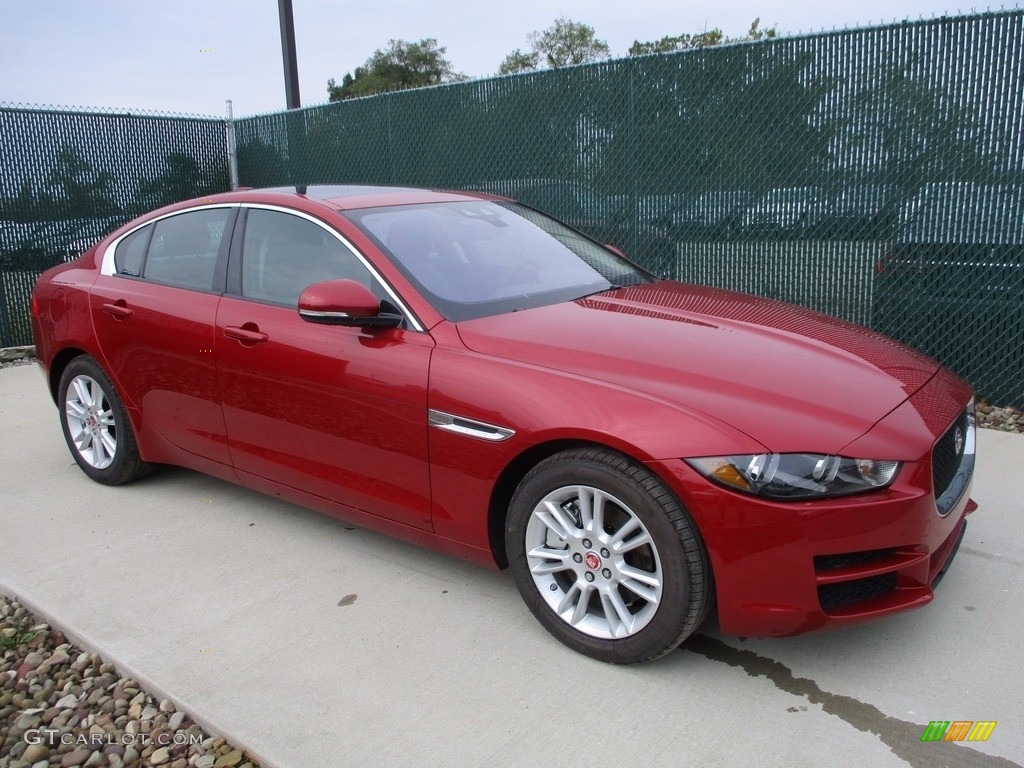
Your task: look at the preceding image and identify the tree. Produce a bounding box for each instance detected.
[498,49,539,75]
[836,61,998,195]
[44,145,118,217]
[0,180,41,222]
[629,18,776,56]
[598,27,832,201]
[532,18,611,68]
[235,139,289,188]
[498,18,610,73]
[137,153,229,209]
[744,18,777,41]
[327,39,464,101]
[629,30,724,55]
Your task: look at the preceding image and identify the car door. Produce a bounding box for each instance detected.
[215,206,434,529]
[89,206,235,464]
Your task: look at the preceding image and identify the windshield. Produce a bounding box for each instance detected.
[344,200,652,321]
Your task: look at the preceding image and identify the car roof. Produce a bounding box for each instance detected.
[196,184,504,212]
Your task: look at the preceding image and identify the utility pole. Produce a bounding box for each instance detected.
[277,0,305,190]
[278,0,301,109]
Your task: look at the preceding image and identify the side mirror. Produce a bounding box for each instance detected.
[605,244,628,258]
[297,279,402,329]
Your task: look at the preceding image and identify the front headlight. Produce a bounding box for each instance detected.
[686,453,901,500]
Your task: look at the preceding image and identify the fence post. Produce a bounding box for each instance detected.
[226,99,239,191]
[0,274,12,348]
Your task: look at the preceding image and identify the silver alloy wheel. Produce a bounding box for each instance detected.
[64,374,117,470]
[524,484,663,639]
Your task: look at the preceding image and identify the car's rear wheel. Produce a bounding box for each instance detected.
[59,356,149,485]
[506,447,711,663]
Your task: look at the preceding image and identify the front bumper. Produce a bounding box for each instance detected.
[650,372,976,637]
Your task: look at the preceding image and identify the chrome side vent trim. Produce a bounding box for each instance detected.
[428,409,515,442]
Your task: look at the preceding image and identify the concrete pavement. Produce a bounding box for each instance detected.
[1,362,1022,768]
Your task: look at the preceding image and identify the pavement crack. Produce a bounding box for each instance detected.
[686,635,1021,768]
[960,547,1024,568]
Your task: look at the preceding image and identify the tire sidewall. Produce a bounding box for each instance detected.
[506,454,694,663]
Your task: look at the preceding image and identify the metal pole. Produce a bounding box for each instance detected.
[277,0,305,191]
[278,0,301,109]
[225,99,239,191]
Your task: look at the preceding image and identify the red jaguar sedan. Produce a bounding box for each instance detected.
[31,185,977,663]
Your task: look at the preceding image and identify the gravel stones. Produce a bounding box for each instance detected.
[976,400,1024,433]
[23,743,50,763]
[214,750,243,768]
[0,353,35,369]
[44,648,70,668]
[60,749,90,767]
[0,595,260,768]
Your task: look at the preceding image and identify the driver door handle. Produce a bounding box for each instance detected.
[102,301,133,319]
[224,325,269,344]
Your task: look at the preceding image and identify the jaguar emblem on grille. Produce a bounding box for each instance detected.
[954,426,964,456]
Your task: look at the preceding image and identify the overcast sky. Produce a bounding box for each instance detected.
[0,0,1012,117]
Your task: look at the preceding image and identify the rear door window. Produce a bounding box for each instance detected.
[142,208,231,291]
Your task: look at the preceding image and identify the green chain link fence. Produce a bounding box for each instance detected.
[2,10,1022,405]
[0,105,228,347]
[234,10,1024,405]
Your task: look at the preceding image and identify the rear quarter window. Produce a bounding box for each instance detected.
[113,225,152,276]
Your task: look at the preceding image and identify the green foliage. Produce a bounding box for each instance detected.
[596,44,833,196]
[499,49,540,75]
[499,18,610,73]
[0,145,119,221]
[840,62,996,192]
[235,139,289,188]
[327,39,465,101]
[745,18,778,41]
[44,145,119,217]
[0,618,37,650]
[629,30,724,55]
[531,18,611,68]
[629,18,777,56]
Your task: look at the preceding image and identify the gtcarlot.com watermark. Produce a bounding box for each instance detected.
[24,729,204,748]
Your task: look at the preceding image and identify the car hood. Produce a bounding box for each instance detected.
[455,281,940,454]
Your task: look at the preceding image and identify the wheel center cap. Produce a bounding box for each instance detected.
[584,552,601,570]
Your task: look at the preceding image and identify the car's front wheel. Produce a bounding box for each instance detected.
[506,447,711,663]
[58,356,149,485]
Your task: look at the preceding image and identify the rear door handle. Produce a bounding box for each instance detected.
[224,324,269,344]
[102,301,133,319]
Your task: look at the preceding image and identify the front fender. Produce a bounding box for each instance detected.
[427,346,766,551]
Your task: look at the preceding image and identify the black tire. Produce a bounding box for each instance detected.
[506,447,711,664]
[58,356,150,486]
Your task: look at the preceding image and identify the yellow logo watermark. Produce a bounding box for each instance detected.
[920,721,997,742]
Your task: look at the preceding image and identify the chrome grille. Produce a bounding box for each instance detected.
[932,405,975,516]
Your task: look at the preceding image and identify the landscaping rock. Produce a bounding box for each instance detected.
[0,596,260,768]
